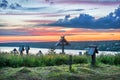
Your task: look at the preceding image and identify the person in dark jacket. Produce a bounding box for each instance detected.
[19,45,24,55]
[25,46,30,55]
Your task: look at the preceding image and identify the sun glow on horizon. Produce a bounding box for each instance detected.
[0,31,120,43]
[0,0,120,43]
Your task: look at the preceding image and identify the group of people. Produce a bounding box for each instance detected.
[12,46,43,55]
[12,46,30,55]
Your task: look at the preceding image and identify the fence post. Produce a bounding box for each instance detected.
[69,55,72,71]
[91,52,96,66]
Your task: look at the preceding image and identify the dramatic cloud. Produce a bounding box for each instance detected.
[46,7,120,29]
[0,0,120,42]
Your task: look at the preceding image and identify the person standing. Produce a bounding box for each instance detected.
[25,46,30,55]
[19,45,25,55]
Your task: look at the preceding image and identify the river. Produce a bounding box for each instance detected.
[0,47,119,55]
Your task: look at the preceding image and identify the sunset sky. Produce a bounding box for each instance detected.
[0,0,120,43]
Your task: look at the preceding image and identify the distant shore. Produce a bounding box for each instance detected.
[0,46,119,55]
[0,40,120,51]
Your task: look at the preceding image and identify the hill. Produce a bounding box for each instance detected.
[0,40,120,51]
[0,64,120,80]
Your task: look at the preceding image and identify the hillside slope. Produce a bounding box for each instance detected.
[0,64,120,80]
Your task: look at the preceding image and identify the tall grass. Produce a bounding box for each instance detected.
[0,52,120,67]
[97,54,120,65]
[0,52,88,67]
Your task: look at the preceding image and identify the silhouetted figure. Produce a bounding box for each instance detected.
[19,46,25,55]
[12,48,18,55]
[55,36,70,54]
[25,46,30,55]
[36,50,43,56]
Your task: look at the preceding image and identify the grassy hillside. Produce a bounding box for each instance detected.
[0,64,120,80]
[0,52,120,80]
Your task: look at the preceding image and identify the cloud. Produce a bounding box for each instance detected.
[45,14,95,28]
[94,7,120,29]
[89,8,99,10]
[56,9,84,13]
[0,0,22,9]
[24,20,55,24]
[0,23,6,27]
[0,27,86,36]
[22,7,47,11]
[54,0,120,5]
[56,8,98,14]
[0,0,48,13]
[45,7,120,29]
[0,24,5,27]
[0,29,29,36]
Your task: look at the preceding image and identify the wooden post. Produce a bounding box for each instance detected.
[88,45,98,66]
[91,52,96,66]
[69,55,72,71]
[62,41,64,54]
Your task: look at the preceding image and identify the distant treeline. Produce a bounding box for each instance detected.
[0,40,120,51]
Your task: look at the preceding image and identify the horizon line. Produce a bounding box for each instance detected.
[0,39,120,43]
